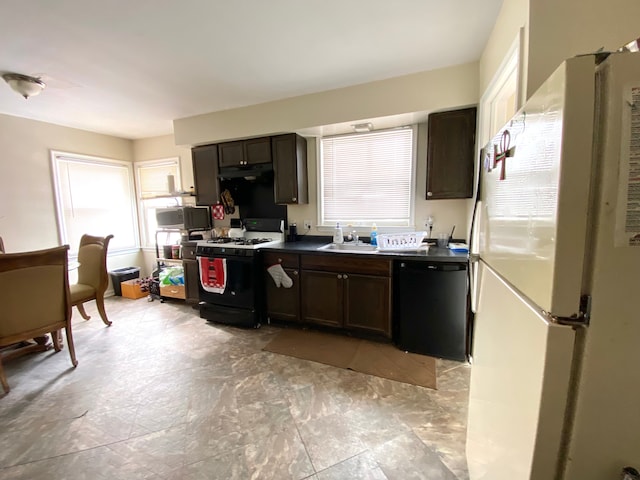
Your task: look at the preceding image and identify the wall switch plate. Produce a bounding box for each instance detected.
[304,220,312,230]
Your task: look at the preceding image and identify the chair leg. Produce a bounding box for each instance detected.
[0,358,9,393]
[76,303,91,320]
[95,296,112,326]
[64,326,78,368]
[51,330,62,352]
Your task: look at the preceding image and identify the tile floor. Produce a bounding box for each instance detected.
[0,296,470,480]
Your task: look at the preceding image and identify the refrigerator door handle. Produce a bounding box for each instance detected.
[544,295,592,327]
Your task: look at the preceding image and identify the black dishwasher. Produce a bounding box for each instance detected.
[393,260,468,361]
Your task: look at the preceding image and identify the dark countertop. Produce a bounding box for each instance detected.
[261,237,469,263]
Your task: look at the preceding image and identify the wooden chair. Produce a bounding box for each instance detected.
[0,245,78,393]
[70,234,114,326]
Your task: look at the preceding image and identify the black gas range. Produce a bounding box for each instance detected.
[195,218,284,328]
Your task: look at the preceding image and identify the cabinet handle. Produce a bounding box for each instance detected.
[293,270,298,276]
[343,274,348,279]
[337,274,343,279]
[292,197,296,202]
[427,191,433,197]
[277,258,282,263]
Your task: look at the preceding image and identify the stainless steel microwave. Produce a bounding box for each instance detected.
[155,206,210,230]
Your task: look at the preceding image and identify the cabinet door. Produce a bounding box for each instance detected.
[191,144,220,206]
[272,133,308,204]
[343,273,391,337]
[301,270,343,327]
[218,141,245,167]
[264,267,300,322]
[426,107,477,199]
[245,137,272,165]
[183,259,200,303]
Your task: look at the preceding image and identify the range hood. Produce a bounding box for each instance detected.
[218,162,273,180]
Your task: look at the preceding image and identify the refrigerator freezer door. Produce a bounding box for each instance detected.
[560,52,640,479]
[467,261,575,480]
[479,56,596,317]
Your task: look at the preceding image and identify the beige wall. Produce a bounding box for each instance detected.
[133,134,194,190]
[479,0,529,98]
[0,113,144,289]
[528,0,640,97]
[175,62,480,240]
[132,134,194,275]
[174,62,480,146]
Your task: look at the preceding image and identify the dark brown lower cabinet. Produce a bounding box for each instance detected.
[343,273,391,337]
[183,259,199,303]
[300,270,343,327]
[300,254,392,338]
[263,252,301,323]
[264,267,300,322]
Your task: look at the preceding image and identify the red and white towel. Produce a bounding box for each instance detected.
[198,257,227,294]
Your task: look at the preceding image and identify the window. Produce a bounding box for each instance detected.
[51,151,138,254]
[478,30,523,147]
[135,158,182,248]
[319,127,415,228]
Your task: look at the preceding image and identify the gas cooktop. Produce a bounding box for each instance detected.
[197,218,285,251]
[204,237,277,247]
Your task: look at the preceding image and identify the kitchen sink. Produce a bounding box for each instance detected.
[317,243,379,254]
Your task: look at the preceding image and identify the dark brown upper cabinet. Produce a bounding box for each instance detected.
[426,107,477,200]
[191,144,220,206]
[271,133,308,204]
[218,136,272,168]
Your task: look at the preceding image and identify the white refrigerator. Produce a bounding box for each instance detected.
[466,52,640,480]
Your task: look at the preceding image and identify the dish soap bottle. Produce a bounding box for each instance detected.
[370,223,378,246]
[333,222,344,244]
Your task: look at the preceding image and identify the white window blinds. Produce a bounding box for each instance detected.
[137,161,180,197]
[52,152,138,253]
[135,158,182,248]
[320,128,414,227]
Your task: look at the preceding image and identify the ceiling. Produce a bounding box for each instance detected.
[0,0,503,140]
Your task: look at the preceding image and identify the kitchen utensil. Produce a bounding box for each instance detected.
[437,233,449,248]
[449,225,456,243]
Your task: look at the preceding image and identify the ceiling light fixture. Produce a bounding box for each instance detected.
[352,122,373,133]
[2,73,46,99]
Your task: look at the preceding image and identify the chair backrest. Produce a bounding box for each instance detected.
[76,234,113,292]
[0,245,71,342]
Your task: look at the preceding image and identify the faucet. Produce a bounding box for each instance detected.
[351,230,359,244]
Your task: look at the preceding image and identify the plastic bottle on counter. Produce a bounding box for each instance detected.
[370,223,378,246]
[333,222,344,244]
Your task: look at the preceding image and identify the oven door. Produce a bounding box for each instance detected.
[198,252,257,309]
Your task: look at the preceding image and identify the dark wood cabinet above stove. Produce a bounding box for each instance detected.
[218,136,272,168]
[272,133,308,205]
[191,144,220,206]
[191,133,308,208]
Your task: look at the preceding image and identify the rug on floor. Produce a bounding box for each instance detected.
[263,328,437,389]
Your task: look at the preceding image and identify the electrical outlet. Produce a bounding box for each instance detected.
[304,220,312,230]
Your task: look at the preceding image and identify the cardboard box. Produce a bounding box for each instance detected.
[160,284,185,299]
[121,279,147,299]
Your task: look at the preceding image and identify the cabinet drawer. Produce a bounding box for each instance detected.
[263,251,299,269]
[301,254,391,276]
[160,285,185,299]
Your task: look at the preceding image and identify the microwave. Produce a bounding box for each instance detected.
[156,206,211,230]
